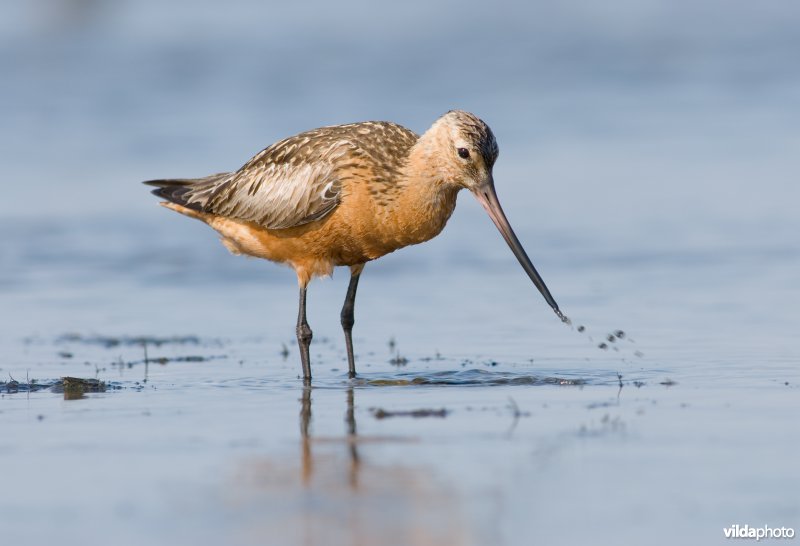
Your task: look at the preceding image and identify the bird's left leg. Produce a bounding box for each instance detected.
[296,280,313,382]
[340,264,364,378]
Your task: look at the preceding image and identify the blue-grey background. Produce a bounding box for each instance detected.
[1,1,798,545]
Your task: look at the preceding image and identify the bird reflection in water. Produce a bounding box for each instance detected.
[231,386,469,545]
[299,385,360,489]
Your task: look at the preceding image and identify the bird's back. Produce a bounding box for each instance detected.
[146,121,418,230]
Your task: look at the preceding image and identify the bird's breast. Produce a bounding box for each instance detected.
[343,181,460,259]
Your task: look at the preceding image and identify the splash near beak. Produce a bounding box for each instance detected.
[472,182,569,323]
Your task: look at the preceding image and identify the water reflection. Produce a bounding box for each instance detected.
[345,387,360,488]
[299,386,360,489]
[229,386,468,545]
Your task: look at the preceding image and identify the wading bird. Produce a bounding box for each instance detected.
[145,110,566,381]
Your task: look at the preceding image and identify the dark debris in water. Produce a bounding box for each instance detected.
[389,352,409,367]
[419,351,444,362]
[56,333,203,348]
[371,407,449,419]
[2,376,123,397]
[356,369,586,387]
[141,355,214,365]
[110,354,227,370]
[2,377,49,393]
[54,377,106,399]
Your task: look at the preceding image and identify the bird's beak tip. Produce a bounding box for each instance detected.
[472,182,564,319]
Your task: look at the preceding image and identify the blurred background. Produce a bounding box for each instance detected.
[2,0,799,354]
[2,0,799,315]
[1,1,798,545]
[4,0,799,217]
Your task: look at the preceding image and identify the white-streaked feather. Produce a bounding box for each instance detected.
[153,121,419,230]
[197,136,354,229]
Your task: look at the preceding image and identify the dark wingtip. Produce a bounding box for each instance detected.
[149,187,170,199]
[143,179,196,208]
[143,173,230,211]
[143,179,191,188]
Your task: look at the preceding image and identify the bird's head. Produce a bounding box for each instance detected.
[425,110,568,323]
[428,110,499,192]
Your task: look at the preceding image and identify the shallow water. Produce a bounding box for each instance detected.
[2,1,800,545]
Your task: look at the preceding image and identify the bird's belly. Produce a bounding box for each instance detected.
[204,191,454,281]
[208,214,373,273]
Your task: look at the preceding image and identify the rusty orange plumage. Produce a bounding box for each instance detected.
[145,110,565,381]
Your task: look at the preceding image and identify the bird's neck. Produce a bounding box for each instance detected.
[402,128,463,191]
[377,135,461,247]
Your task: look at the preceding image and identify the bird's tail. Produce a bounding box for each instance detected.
[143,172,231,212]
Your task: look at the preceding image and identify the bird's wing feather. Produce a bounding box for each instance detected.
[200,131,355,229]
[147,122,418,230]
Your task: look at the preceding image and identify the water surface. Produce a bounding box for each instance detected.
[2,1,799,545]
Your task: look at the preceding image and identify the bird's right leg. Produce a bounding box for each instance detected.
[340,264,364,378]
[296,282,313,381]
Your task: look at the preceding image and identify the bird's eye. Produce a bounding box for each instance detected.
[457,147,470,159]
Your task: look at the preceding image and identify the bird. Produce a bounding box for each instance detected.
[144,110,567,381]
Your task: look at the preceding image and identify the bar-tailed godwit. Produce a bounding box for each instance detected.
[145,110,566,380]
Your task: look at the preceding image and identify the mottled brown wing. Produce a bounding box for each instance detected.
[201,129,357,229]
[162,121,418,230]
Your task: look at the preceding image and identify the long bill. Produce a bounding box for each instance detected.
[472,182,569,324]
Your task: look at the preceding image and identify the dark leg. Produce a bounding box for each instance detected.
[340,264,364,378]
[296,284,313,380]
